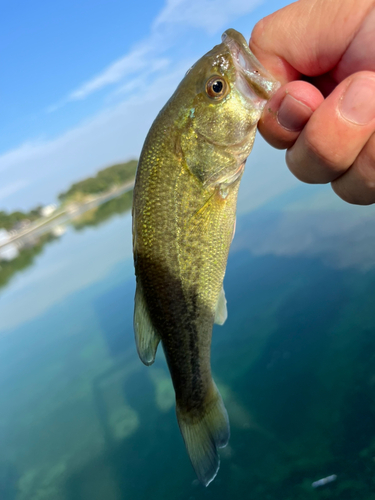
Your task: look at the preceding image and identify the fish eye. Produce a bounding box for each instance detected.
[205,76,228,100]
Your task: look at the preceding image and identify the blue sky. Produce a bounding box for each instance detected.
[1,0,291,211]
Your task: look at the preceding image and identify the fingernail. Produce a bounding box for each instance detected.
[277,94,312,132]
[340,77,375,125]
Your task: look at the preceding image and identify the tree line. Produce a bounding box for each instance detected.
[0,159,137,230]
[0,189,134,291]
[58,159,137,203]
[0,208,41,231]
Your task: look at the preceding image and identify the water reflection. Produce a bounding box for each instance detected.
[233,187,375,271]
[0,233,58,290]
[72,191,133,231]
[0,190,133,294]
[1,184,375,499]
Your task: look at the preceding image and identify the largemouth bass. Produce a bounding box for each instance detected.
[132,29,278,486]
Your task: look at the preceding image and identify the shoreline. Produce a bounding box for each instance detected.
[0,180,134,250]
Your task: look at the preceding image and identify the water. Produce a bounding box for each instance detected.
[1,169,375,499]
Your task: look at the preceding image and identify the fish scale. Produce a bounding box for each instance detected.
[133,28,279,486]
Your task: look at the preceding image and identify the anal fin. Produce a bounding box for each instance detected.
[214,286,228,326]
[134,284,160,366]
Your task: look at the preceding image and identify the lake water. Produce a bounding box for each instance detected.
[1,142,375,500]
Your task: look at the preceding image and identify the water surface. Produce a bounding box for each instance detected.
[1,160,375,500]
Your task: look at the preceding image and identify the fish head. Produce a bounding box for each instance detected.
[176,29,279,187]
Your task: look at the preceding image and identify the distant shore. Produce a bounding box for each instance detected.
[0,180,134,250]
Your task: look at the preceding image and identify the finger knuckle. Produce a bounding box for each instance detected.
[286,132,344,184]
[305,133,346,174]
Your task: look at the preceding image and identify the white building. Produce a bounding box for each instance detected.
[51,225,66,237]
[40,204,57,217]
[0,229,10,245]
[0,243,19,261]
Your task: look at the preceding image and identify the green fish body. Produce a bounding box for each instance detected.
[132,29,279,486]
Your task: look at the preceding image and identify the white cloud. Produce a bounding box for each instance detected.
[46,44,159,112]
[68,46,150,101]
[46,29,173,113]
[47,0,263,110]
[4,0,269,211]
[0,62,189,211]
[46,52,170,113]
[153,0,264,34]
[109,58,170,99]
[0,214,134,333]
[46,102,64,114]
[236,136,298,215]
[0,179,31,203]
[234,202,375,272]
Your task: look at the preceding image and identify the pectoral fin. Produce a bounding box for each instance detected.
[134,284,160,365]
[231,218,236,242]
[214,286,227,326]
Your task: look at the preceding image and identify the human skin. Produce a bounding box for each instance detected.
[249,0,375,205]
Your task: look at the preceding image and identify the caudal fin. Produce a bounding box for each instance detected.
[176,384,230,486]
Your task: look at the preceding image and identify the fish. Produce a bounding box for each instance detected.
[132,29,279,486]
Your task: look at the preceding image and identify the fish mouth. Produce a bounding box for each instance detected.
[222,29,280,108]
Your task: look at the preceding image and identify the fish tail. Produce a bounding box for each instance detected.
[176,383,230,487]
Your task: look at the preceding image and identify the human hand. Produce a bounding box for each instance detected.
[250,0,375,204]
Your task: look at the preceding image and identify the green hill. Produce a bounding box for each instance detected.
[58,159,137,203]
[0,208,41,231]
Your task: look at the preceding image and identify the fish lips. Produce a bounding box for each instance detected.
[222,28,280,109]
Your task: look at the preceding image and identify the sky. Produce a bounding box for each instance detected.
[1,0,293,211]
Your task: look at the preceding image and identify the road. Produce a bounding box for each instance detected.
[0,181,134,250]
